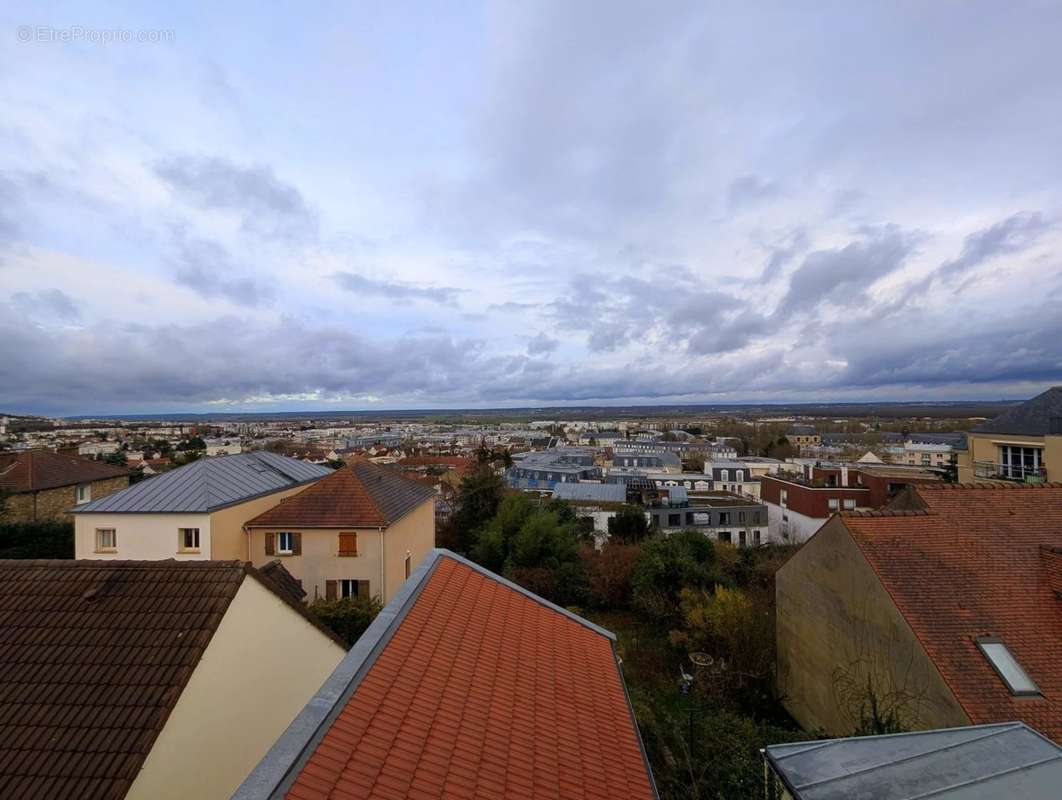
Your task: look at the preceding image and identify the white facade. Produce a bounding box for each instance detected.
[75,512,213,560]
[765,500,825,544]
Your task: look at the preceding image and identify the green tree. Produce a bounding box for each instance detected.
[632,530,723,621]
[437,464,506,554]
[309,595,383,647]
[608,505,651,544]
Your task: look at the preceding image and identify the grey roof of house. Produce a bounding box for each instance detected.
[763,722,1062,800]
[71,452,331,513]
[552,482,628,503]
[973,386,1062,436]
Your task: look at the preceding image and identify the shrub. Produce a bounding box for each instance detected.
[309,595,383,647]
[0,521,74,559]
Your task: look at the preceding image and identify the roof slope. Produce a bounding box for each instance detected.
[0,560,249,800]
[234,550,657,800]
[764,722,1062,799]
[0,450,128,493]
[972,386,1062,435]
[244,462,436,529]
[840,483,1062,741]
[72,452,331,513]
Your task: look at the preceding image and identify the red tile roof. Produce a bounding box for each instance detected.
[278,552,657,800]
[0,450,128,493]
[840,483,1062,742]
[244,462,436,529]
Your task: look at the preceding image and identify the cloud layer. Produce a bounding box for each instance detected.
[1,1,1061,414]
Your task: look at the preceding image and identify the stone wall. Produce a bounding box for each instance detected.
[2,475,129,523]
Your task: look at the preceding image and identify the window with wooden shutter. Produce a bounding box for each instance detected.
[265,532,275,556]
[357,579,370,599]
[291,532,302,556]
[338,532,358,556]
[325,580,337,601]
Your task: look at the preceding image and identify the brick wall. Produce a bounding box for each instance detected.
[1,475,130,523]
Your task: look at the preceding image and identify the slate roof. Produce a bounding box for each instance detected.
[0,450,128,493]
[839,483,1062,742]
[972,386,1062,436]
[71,452,331,514]
[552,482,628,503]
[243,462,437,529]
[234,549,658,800]
[764,722,1062,800]
[0,559,341,800]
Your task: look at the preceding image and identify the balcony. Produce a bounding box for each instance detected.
[972,461,1047,483]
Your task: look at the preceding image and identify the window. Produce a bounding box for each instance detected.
[278,532,295,555]
[843,498,857,510]
[404,554,412,579]
[752,511,761,524]
[667,513,681,527]
[828,498,839,510]
[76,484,91,504]
[738,511,746,523]
[739,531,747,547]
[718,530,732,544]
[338,531,358,557]
[340,579,365,599]
[998,445,1042,480]
[736,470,744,482]
[780,489,788,506]
[720,469,729,482]
[753,530,762,546]
[95,528,116,552]
[719,512,731,525]
[975,637,1040,696]
[178,528,200,552]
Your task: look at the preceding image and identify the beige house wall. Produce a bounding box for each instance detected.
[958,432,1060,482]
[247,497,435,603]
[776,517,970,735]
[209,484,309,560]
[74,512,212,560]
[126,577,345,800]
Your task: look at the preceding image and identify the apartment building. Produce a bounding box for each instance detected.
[958,385,1061,483]
[71,452,330,560]
[243,461,436,603]
[646,493,768,547]
[506,448,602,491]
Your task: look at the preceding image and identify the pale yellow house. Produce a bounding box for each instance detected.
[957,386,1061,483]
[0,559,346,800]
[243,461,437,603]
[71,451,332,560]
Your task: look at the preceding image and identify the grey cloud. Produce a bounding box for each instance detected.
[759,228,809,283]
[332,272,464,306]
[727,174,778,211]
[11,289,80,321]
[938,211,1052,282]
[527,332,559,355]
[172,236,274,307]
[778,226,916,317]
[155,156,316,240]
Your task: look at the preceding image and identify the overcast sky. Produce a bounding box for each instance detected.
[2,1,1061,415]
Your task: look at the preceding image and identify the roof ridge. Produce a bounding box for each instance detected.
[921,481,1062,490]
[839,509,932,517]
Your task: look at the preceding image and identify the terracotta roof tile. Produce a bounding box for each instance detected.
[0,450,128,493]
[245,462,436,529]
[841,483,1062,742]
[282,554,657,799]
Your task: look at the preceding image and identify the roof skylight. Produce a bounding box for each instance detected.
[975,637,1040,696]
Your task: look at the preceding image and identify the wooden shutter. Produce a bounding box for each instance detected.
[325,580,337,601]
[292,532,302,556]
[357,580,371,599]
[338,532,357,556]
[265,532,275,556]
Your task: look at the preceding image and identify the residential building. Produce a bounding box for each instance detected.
[0,559,345,800]
[763,722,1062,800]
[647,494,768,546]
[242,461,436,603]
[787,425,821,452]
[233,549,658,799]
[552,481,632,539]
[703,459,763,497]
[506,447,602,491]
[760,463,940,543]
[0,449,129,522]
[776,483,1062,742]
[611,448,682,472]
[958,385,1062,482]
[71,452,330,560]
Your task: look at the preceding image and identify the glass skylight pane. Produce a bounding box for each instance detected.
[977,640,1040,695]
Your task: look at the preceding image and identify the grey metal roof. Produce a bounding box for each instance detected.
[764,722,1062,800]
[973,386,1062,436]
[71,452,331,513]
[552,482,628,503]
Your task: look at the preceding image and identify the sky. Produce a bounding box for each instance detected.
[1,1,1061,416]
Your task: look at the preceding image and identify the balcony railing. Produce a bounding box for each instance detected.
[972,461,1047,482]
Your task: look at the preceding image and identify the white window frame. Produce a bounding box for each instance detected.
[178,527,200,553]
[975,637,1040,696]
[828,498,839,510]
[76,484,91,505]
[720,469,729,482]
[843,498,857,510]
[95,528,116,552]
[277,531,295,555]
[339,579,361,599]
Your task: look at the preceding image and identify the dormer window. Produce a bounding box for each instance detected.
[975,636,1040,696]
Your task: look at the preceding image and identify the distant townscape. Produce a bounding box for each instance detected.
[0,387,1059,798]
